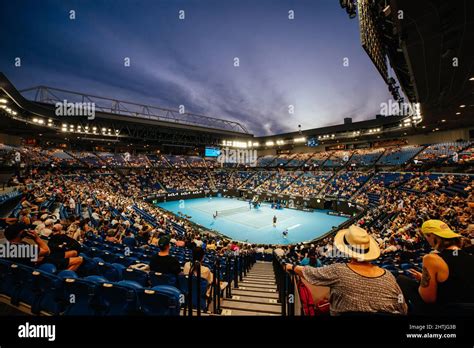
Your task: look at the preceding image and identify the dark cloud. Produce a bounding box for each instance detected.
[0,0,393,136]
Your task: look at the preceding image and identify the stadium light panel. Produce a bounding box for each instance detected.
[253,142,259,147]
[456,112,461,115]
[460,105,466,108]
[0,98,7,103]
[294,137,306,143]
[266,141,274,146]
[470,77,474,81]
[32,118,38,123]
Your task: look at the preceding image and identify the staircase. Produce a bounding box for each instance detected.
[220,261,281,316]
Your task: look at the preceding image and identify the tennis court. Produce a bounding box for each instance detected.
[157,197,349,245]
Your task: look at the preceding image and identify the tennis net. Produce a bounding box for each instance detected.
[215,205,249,217]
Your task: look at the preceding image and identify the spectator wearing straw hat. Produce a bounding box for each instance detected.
[286,225,407,316]
[398,220,474,313]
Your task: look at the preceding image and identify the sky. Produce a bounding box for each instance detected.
[0,0,394,136]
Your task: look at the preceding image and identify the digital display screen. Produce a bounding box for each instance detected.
[307,137,319,147]
[205,147,221,157]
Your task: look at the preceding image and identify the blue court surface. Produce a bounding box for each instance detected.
[157,197,349,245]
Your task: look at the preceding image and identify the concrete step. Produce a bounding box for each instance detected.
[221,299,281,314]
[232,289,280,299]
[235,285,278,293]
[247,273,275,278]
[244,276,275,281]
[241,279,276,285]
[236,282,277,289]
[220,308,279,316]
[228,295,280,305]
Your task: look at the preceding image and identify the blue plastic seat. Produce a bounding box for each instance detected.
[123,268,149,287]
[96,262,124,282]
[57,270,78,279]
[138,285,182,316]
[149,272,178,287]
[96,282,140,315]
[62,278,100,315]
[38,263,57,274]
[76,255,99,276]
[35,270,65,315]
[0,259,17,298]
[177,275,209,311]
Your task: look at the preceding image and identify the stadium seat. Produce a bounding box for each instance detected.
[137,285,182,316]
[149,272,178,287]
[38,263,57,274]
[123,268,149,287]
[62,278,100,316]
[177,275,209,311]
[95,282,140,315]
[96,262,124,282]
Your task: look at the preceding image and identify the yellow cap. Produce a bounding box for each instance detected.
[421,220,461,239]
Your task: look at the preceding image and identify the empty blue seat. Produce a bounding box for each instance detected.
[62,278,100,315]
[177,275,208,311]
[77,255,99,276]
[35,271,65,315]
[138,285,182,316]
[96,282,140,315]
[96,262,124,282]
[57,270,78,279]
[123,268,149,287]
[150,272,178,287]
[0,260,17,298]
[38,263,57,274]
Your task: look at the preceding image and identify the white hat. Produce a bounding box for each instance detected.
[333,225,381,261]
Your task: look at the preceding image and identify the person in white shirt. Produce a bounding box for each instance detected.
[69,197,76,211]
[39,218,54,237]
[274,246,286,257]
[193,235,203,248]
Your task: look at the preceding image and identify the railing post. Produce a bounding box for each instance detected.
[212,259,218,314]
[195,261,201,316]
[226,256,232,297]
[217,260,221,312]
[281,269,287,316]
[239,255,243,281]
[187,272,193,316]
[288,273,295,316]
[233,256,239,288]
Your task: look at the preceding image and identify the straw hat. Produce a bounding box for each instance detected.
[334,225,380,261]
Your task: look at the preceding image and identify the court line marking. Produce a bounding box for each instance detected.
[287,224,301,230]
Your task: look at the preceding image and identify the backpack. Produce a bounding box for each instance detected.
[297,278,330,316]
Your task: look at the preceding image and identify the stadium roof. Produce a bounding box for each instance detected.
[369,0,474,129]
[0,72,253,147]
